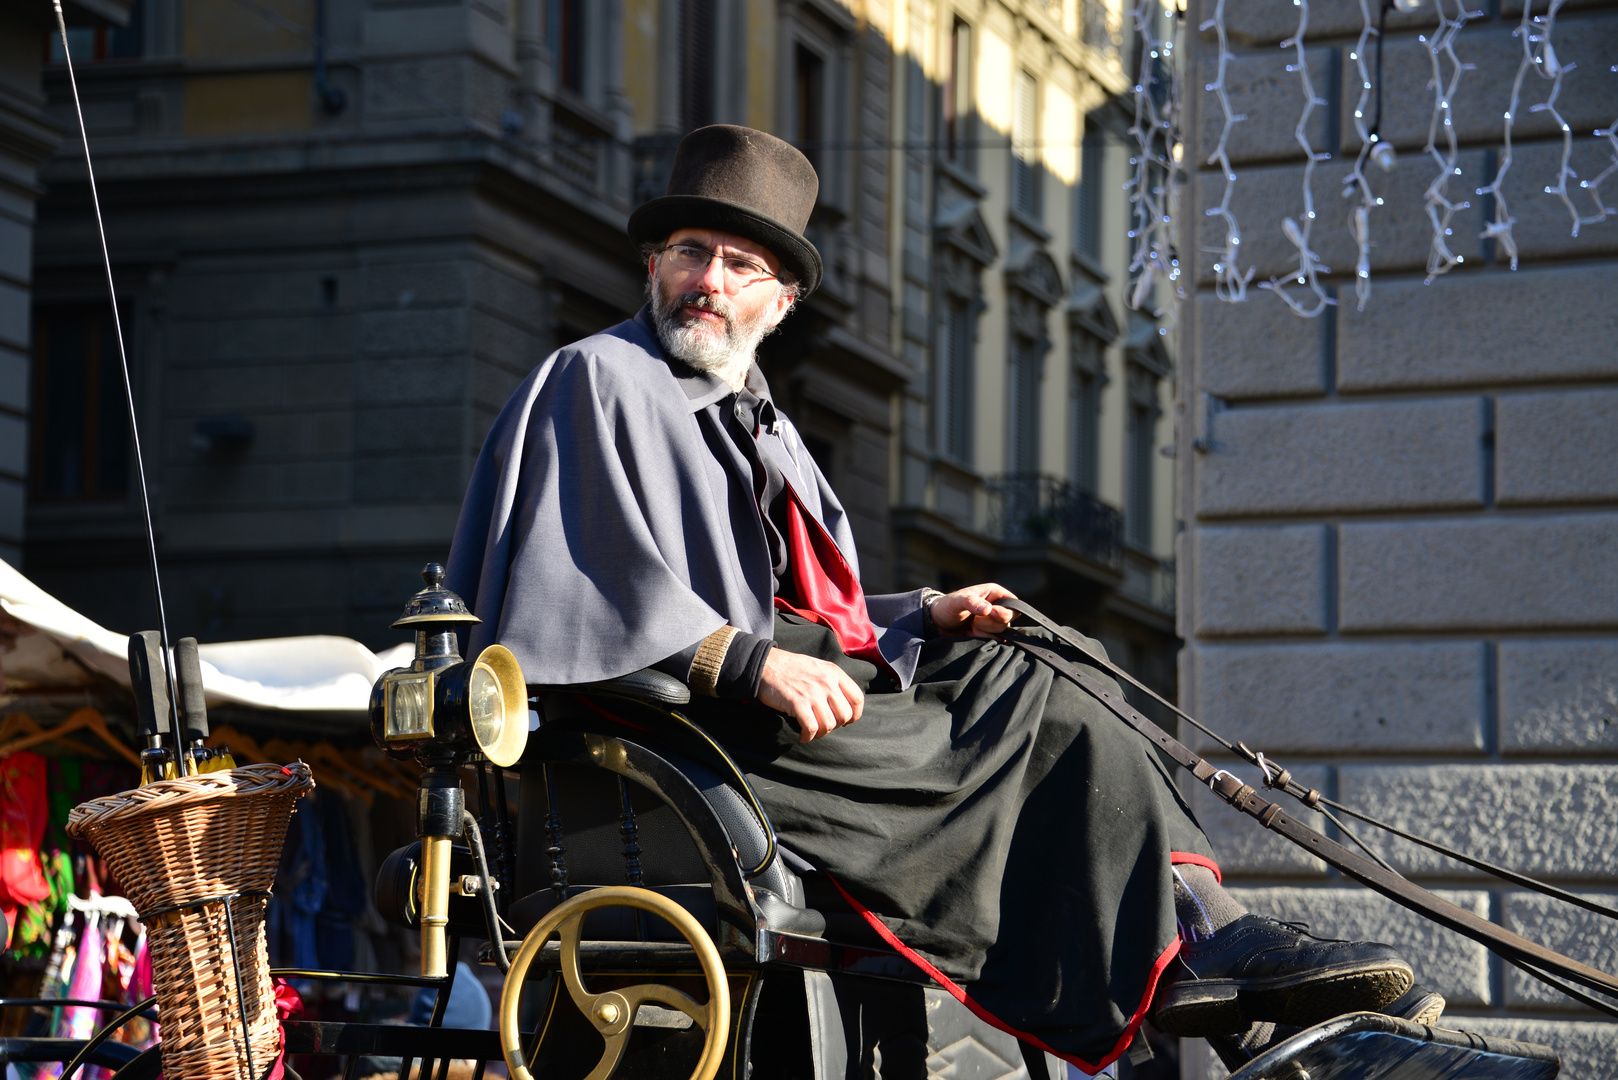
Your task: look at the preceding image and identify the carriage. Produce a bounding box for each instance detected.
[5,565,1567,1080]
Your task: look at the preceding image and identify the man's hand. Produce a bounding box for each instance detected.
[928,583,1018,637]
[757,648,864,743]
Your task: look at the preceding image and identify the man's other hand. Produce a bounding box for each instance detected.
[758,649,865,743]
[930,583,1018,637]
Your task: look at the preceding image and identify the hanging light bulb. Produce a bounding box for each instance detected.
[1372,141,1398,171]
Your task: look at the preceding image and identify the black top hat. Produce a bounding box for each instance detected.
[628,125,823,295]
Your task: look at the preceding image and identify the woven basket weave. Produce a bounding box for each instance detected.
[67,762,315,1080]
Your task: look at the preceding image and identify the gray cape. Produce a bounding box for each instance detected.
[445,310,927,687]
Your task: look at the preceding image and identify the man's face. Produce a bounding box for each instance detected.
[647,228,795,380]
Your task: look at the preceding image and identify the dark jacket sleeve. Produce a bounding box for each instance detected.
[650,630,774,699]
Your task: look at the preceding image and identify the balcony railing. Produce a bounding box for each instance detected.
[985,473,1124,569]
[1081,0,1122,62]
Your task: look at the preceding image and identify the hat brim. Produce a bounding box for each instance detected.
[629,194,823,296]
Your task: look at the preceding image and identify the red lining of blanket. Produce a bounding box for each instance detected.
[775,483,895,680]
[1170,852,1222,883]
[821,871,1181,1076]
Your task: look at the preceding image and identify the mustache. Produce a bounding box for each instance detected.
[671,290,736,325]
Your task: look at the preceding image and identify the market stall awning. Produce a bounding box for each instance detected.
[0,560,410,713]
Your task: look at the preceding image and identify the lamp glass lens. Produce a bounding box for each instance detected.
[387,671,434,738]
[469,662,505,751]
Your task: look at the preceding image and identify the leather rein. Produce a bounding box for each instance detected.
[994,599,1618,1018]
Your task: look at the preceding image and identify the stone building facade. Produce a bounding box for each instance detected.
[26,0,1177,676]
[28,0,650,645]
[879,0,1182,692]
[1175,0,1618,1075]
[0,0,135,568]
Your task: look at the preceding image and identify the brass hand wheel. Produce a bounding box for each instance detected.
[498,886,730,1080]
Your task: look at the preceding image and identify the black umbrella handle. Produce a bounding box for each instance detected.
[127,631,171,740]
[175,637,209,742]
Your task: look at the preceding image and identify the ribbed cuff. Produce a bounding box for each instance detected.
[658,627,774,700]
[690,625,739,696]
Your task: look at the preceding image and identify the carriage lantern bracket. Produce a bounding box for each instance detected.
[370,563,529,979]
[370,563,528,769]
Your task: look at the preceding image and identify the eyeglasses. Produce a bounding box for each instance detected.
[657,243,779,288]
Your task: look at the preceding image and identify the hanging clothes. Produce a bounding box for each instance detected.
[12,849,73,958]
[0,752,51,949]
[270,797,327,969]
[313,789,364,971]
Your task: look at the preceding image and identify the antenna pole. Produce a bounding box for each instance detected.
[50,0,190,774]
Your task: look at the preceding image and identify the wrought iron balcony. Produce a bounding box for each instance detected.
[1081,0,1122,62]
[984,473,1124,569]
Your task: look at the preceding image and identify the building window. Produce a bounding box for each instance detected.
[680,0,716,131]
[1012,70,1040,220]
[1007,335,1042,475]
[1076,135,1103,261]
[937,300,974,464]
[943,20,972,168]
[556,0,587,95]
[1126,394,1156,548]
[1071,359,1102,494]
[794,44,825,173]
[31,306,130,502]
[47,0,143,62]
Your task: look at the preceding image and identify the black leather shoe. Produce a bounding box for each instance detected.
[1203,981,1444,1069]
[1151,914,1413,1037]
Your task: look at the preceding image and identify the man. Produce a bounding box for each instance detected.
[445,126,1430,1073]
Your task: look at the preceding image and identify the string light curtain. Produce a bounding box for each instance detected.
[1260,0,1335,317]
[1342,0,1389,311]
[1126,0,1183,315]
[1200,0,1254,303]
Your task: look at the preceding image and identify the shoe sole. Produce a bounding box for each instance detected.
[1399,991,1446,1027]
[1152,960,1413,1038]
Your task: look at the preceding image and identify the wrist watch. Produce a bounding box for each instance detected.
[920,589,946,638]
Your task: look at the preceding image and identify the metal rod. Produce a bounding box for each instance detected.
[270,969,448,988]
[429,935,461,1028]
[0,999,157,1018]
[419,836,453,979]
[53,997,157,1080]
[222,899,257,1080]
[490,762,516,904]
[49,0,188,775]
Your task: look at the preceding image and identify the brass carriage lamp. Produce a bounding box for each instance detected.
[371,563,528,980]
[370,563,528,768]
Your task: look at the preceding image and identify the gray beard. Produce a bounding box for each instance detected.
[649,272,777,388]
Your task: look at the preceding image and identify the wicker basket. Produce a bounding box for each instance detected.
[67,763,315,1080]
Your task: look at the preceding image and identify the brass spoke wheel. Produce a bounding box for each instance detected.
[499,886,730,1080]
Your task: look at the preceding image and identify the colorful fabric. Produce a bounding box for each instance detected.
[0,752,51,948]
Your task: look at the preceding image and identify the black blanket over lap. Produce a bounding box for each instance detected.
[685,613,1217,1066]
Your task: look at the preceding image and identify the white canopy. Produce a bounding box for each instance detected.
[0,560,412,713]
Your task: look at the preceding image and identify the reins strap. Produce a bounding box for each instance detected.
[995,620,1618,1007]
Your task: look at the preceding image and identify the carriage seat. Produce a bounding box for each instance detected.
[514,669,829,943]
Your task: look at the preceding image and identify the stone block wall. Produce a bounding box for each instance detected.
[1176,0,1618,1074]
